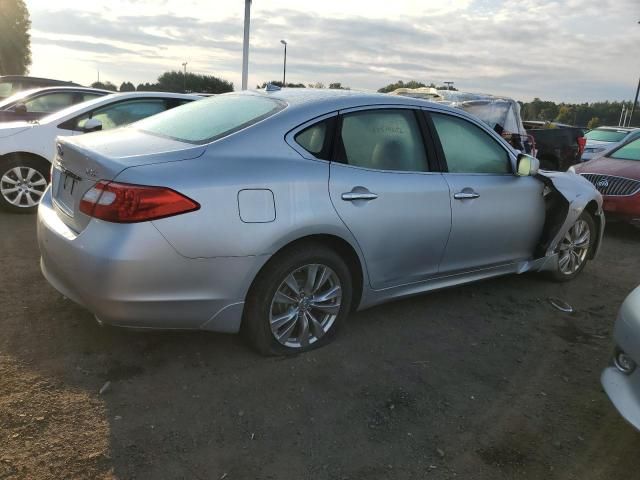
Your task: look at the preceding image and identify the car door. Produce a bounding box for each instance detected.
[427,110,545,274]
[328,107,452,290]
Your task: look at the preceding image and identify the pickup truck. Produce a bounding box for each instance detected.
[523,121,586,171]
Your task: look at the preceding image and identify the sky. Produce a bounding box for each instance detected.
[24,0,640,103]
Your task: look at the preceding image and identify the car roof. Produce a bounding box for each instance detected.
[40,91,202,124]
[594,126,639,132]
[0,86,112,108]
[243,87,466,121]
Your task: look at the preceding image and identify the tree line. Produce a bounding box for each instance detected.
[92,71,234,94]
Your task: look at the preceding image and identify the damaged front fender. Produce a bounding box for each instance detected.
[535,170,605,271]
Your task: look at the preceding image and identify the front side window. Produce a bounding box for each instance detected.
[135,94,286,144]
[610,138,640,161]
[338,109,428,172]
[76,99,166,130]
[431,113,511,174]
[23,92,76,113]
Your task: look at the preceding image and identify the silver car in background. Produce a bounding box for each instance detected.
[602,286,640,431]
[582,126,640,162]
[37,89,605,355]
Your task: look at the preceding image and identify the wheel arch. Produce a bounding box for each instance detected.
[0,151,51,178]
[249,233,366,312]
[584,199,602,259]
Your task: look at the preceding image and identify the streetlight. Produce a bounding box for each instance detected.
[280,40,287,86]
[181,62,188,93]
[242,0,252,90]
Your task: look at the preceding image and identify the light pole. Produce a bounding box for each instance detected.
[182,62,188,93]
[280,40,287,86]
[242,0,252,90]
[629,20,640,126]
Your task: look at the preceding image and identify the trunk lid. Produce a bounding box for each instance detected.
[51,127,205,232]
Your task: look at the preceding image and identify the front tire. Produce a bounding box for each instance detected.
[0,155,50,213]
[243,242,353,356]
[549,211,595,282]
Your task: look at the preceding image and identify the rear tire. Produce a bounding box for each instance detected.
[243,242,353,356]
[0,155,50,214]
[549,210,595,282]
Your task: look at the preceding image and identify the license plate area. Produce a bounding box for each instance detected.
[54,170,81,217]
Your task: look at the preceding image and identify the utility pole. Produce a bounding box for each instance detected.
[182,62,188,93]
[242,0,252,90]
[280,40,287,86]
[630,76,640,127]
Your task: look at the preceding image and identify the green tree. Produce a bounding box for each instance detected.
[329,82,349,90]
[91,81,117,91]
[587,116,600,129]
[555,105,575,124]
[258,80,305,88]
[0,0,31,75]
[136,82,161,91]
[119,81,135,92]
[377,80,433,93]
[158,71,233,93]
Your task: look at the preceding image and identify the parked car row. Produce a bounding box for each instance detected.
[0,91,200,212]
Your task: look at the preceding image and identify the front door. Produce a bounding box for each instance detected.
[428,111,545,273]
[329,107,452,290]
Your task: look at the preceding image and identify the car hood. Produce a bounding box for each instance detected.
[573,156,640,181]
[0,122,32,138]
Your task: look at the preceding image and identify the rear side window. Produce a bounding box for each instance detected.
[338,109,429,172]
[24,92,76,113]
[135,94,286,144]
[431,113,511,174]
[294,117,335,160]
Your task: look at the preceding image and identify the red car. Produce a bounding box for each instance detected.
[573,137,640,225]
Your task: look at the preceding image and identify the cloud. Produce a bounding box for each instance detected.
[27,0,640,102]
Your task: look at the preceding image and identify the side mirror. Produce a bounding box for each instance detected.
[13,103,27,115]
[82,118,103,133]
[516,153,540,177]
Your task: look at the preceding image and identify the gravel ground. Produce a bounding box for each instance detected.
[1,211,639,480]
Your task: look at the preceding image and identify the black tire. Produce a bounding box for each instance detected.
[243,242,353,356]
[0,155,50,214]
[549,210,596,282]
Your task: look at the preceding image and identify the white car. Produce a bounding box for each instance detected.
[0,92,200,212]
[582,126,640,162]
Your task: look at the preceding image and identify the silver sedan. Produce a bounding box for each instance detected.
[37,89,605,355]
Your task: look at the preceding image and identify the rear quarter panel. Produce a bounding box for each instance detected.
[114,132,359,260]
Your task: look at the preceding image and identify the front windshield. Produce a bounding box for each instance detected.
[610,138,640,161]
[585,128,629,142]
[135,93,286,144]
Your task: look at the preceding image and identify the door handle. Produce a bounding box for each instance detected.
[341,191,378,201]
[453,191,480,200]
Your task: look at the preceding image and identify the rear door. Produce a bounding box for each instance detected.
[327,106,451,289]
[427,110,545,274]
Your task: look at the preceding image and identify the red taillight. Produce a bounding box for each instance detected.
[577,136,586,155]
[79,181,199,223]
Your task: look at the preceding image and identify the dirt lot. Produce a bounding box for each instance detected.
[1,210,639,480]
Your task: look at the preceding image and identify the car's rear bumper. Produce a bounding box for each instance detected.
[37,188,267,333]
[601,366,640,431]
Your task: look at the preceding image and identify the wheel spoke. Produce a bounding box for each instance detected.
[31,178,47,187]
[574,232,590,248]
[276,316,298,343]
[25,168,36,181]
[298,312,310,347]
[305,311,325,339]
[284,273,301,296]
[271,308,299,329]
[304,264,319,294]
[310,302,341,315]
[1,186,19,194]
[558,252,571,270]
[1,175,18,185]
[274,290,297,305]
[312,266,330,294]
[312,285,341,303]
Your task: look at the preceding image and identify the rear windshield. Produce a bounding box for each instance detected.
[610,138,640,161]
[135,94,286,144]
[585,129,629,143]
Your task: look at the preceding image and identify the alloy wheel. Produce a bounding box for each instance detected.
[0,166,47,208]
[557,219,591,275]
[269,263,342,348]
